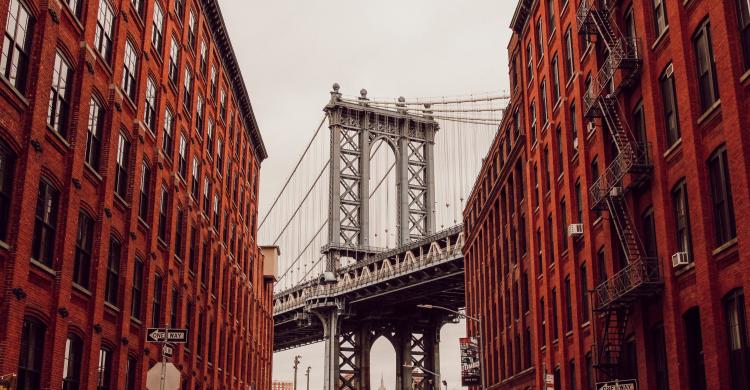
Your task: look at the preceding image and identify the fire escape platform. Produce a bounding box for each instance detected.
[594,258,663,311]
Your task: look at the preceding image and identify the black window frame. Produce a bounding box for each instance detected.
[32,178,59,266]
[708,145,736,246]
[1,0,35,94]
[73,211,94,289]
[104,236,121,306]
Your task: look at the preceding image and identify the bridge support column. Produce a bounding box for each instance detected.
[316,308,341,390]
[394,320,443,390]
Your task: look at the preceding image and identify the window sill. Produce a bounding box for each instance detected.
[651,26,670,52]
[712,237,738,257]
[0,240,10,251]
[674,261,695,277]
[104,301,120,313]
[72,283,92,296]
[83,163,103,185]
[45,126,72,152]
[696,99,721,126]
[0,75,31,109]
[663,138,683,161]
[131,317,143,326]
[592,216,603,228]
[114,193,130,210]
[30,258,56,277]
[741,69,750,85]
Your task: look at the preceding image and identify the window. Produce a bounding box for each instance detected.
[217,138,224,173]
[158,186,168,241]
[672,179,693,261]
[174,0,184,20]
[203,177,211,214]
[170,287,178,328]
[540,297,546,347]
[162,107,174,157]
[642,207,658,258]
[201,241,209,286]
[536,18,544,59]
[207,119,214,156]
[1,0,34,93]
[556,126,564,176]
[543,146,551,192]
[125,356,136,390]
[552,54,560,103]
[210,66,217,99]
[85,98,104,170]
[530,102,537,143]
[94,0,115,61]
[563,276,573,332]
[621,336,638,380]
[560,198,568,251]
[220,89,227,119]
[551,287,559,340]
[183,67,192,112]
[597,246,607,285]
[191,157,200,199]
[32,179,59,266]
[114,133,130,199]
[122,41,138,100]
[653,0,668,37]
[130,0,143,16]
[18,318,45,390]
[189,226,198,272]
[105,237,121,306]
[739,0,750,70]
[178,134,188,178]
[197,310,205,357]
[62,334,83,390]
[570,102,578,151]
[693,20,720,111]
[540,80,548,125]
[196,95,204,135]
[96,347,112,390]
[568,360,576,390]
[73,212,94,289]
[0,142,14,241]
[151,2,164,52]
[213,194,220,230]
[131,258,144,319]
[187,10,196,49]
[47,52,73,137]
[633,100,646,147]
[660,64,680,147]
[547,0,555,34]
[138,161,151,221]
[651,325,669,390]
[625,7,636,39]
[144,77,157,131]
[684,307,707,390]
[168,37,179,85]
[725,289,750,389]
[152,273,163,327]
[708,146,736,245]
[175,209,184,259]
[564,27,574,81]
[200,41,207,75]
[526,43,533,82]
[575,179,582,223]
[580,263,589,323]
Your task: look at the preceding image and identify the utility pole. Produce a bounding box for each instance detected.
[306,366,311,390]
[293,355,302,390]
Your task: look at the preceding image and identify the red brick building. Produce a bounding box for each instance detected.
[0,0,274,388]
[464,0,750,389]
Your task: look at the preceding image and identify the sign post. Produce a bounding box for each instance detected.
[145,327,187,390]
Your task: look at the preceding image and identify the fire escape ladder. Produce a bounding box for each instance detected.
[596,308,630,377]
[605,194,644,265]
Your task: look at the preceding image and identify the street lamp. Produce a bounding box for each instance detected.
[293,355,302,390]
[404,364,441,389]
[305,366,311,390]
[417,304,485,390]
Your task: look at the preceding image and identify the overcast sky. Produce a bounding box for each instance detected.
[217,0,515,388]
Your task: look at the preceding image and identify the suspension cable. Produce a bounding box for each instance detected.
[270,160,330,245]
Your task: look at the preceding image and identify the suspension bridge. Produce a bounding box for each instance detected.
[262,84,507,390]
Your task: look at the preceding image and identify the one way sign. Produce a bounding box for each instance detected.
[146,328,189,343]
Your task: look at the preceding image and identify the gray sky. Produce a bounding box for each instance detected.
[217,0,515,388]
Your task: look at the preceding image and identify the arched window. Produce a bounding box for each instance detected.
[725,288,750,389]
[32,178,60,266]
[63,333,83,390]
[0,141,15,241]
[97,345,113,390]
[18,317,45,390]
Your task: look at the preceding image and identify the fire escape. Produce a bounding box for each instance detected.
[576,0,662,380]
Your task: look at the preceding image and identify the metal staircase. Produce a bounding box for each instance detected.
[577,0,662,380]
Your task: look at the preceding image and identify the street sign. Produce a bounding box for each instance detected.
[597,379,637,390]
[545,374,554,385]
[146,328,188,343]
[146,362,180,390]
[162,344,174,358]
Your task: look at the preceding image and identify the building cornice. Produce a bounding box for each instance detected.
[510,0,536,33]
[201,0,268,162]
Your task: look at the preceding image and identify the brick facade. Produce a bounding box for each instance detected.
[0,0,273,389]
[464,0,750,389]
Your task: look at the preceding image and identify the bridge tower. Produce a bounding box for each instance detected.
[314,84,444,390]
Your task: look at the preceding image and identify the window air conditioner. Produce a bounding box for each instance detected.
[672,252,689,268]
[567,223,584,238]
[610,187,624,197]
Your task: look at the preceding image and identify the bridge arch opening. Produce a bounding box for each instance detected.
[369,335,397,389]
[368,138,398,249]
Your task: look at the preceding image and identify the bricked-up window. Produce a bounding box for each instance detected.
[196,95,204,135]
[0,142,14,241]
[693,20,720,112]
[131,257,144,319]
[47,52,73,137]
[580,263,589,323]
[170,287,178,328]
[724,289,750,389]
[125,356,136,390]
[684,307,707,390]
[168,37,179,85]
[152,273,163,327]
[187,10,197,50]
[708,146,736,246]
[96,347,112,390]
[151,2,164,52]
[144,77,157,131]
[178,134,188,179]
[189,226,198,273]
[175,208,185,259]
[671,179,693,261]
[200,41,207,75]
[564,276,573,332]
[739,0,750,69]
[158,186,168,241]
[564,27,574,81]
[162,107,174,157]
[191,157,200,199]
[660,64,680,147]
[210,66,218,99]
[183,67,193,113]
[536,18,544,59]
[526,43,533,82]
[18,317,45,389]
[138,161,151,221]
[653,0,668,37]
[85,98,104,170]
[94,0,115,61]
[73,211,94,289]
[642,206,658,258]
[552,54,560,103]
[104,237,121,306]
[540,80,548,125]
[32,179,59,266]
[650,325,669,390]
[114,132,130,200]
[1,0,34,94]
[62,334,83,390]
